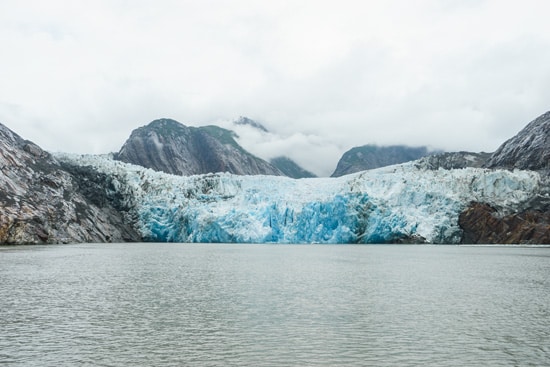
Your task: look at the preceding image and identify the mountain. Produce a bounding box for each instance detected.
[115,118,283,176]
[233,116,269,132]
[485,111,550,172]
[460,111,550,243]
[0,123,139,244]
[3,109,550,245]
[270,156,317,178]
[56,153,547,244]
[331,145,436,177]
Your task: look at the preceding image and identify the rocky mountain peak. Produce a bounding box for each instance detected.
[234,116,269,133]
[485,111,550,172]
[150,118,180,126]
[115,119,282,176]
[145,118,187,134]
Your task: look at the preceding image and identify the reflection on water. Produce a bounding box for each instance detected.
[1,244,549,366]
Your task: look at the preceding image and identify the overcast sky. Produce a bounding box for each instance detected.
[1,0,550,176]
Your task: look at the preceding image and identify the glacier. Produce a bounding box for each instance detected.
[55,153,542,244]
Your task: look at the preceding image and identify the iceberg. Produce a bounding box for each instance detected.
[55,153,542,244]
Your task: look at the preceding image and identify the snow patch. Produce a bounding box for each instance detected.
[149,132,164,150]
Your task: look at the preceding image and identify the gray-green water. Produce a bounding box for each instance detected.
[1,244,549,366]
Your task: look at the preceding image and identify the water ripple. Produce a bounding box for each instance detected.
[1,244,549,366]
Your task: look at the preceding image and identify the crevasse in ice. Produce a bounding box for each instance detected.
[55,153,541,244]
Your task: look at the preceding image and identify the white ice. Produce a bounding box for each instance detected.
[54,153,542,244]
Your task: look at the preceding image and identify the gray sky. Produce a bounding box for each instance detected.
[1,0,550,176]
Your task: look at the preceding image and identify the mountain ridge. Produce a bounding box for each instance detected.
[115,118,283,176]
[233,116,269,133]
[270,156,317,178]
[331,144,437,177]
[0,122,140,244]
[485,111,550,172]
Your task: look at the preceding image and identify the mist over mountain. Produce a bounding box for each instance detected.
[270,156,317,179]
[214,116,341,177]
[234,116,269,133]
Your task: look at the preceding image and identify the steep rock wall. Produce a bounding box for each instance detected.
[0,123,140,244]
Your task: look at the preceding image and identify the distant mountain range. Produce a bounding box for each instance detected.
[0,111,549,244]
[115,117,444,179]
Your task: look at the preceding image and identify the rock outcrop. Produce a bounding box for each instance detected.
[485,111,550,172]
[115,118,283,176]
[331,145,435,177]
[414,151,491,170]
[458,111,550,244]
[459,202,550,244]
[0,123,140,244]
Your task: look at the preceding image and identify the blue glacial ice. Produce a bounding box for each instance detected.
[55,154,542,244]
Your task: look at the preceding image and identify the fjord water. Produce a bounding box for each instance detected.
[1,244,549,366]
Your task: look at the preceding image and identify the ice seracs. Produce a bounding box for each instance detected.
[55,153,542,244]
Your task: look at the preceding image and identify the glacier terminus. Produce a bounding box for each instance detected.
[56,153,542,244]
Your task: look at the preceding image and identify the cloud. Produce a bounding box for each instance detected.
[217,118,343,176]
[1,0,550,175]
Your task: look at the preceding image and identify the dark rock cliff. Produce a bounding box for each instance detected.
[485,111,550,172]
[115,119,283,176]
[331,145,435,177]
[0,123,140,244]
[459,203,550,244]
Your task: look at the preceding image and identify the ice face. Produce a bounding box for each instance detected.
[55,153,542,244]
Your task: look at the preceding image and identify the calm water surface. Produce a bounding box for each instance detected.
[1,244,549,366]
